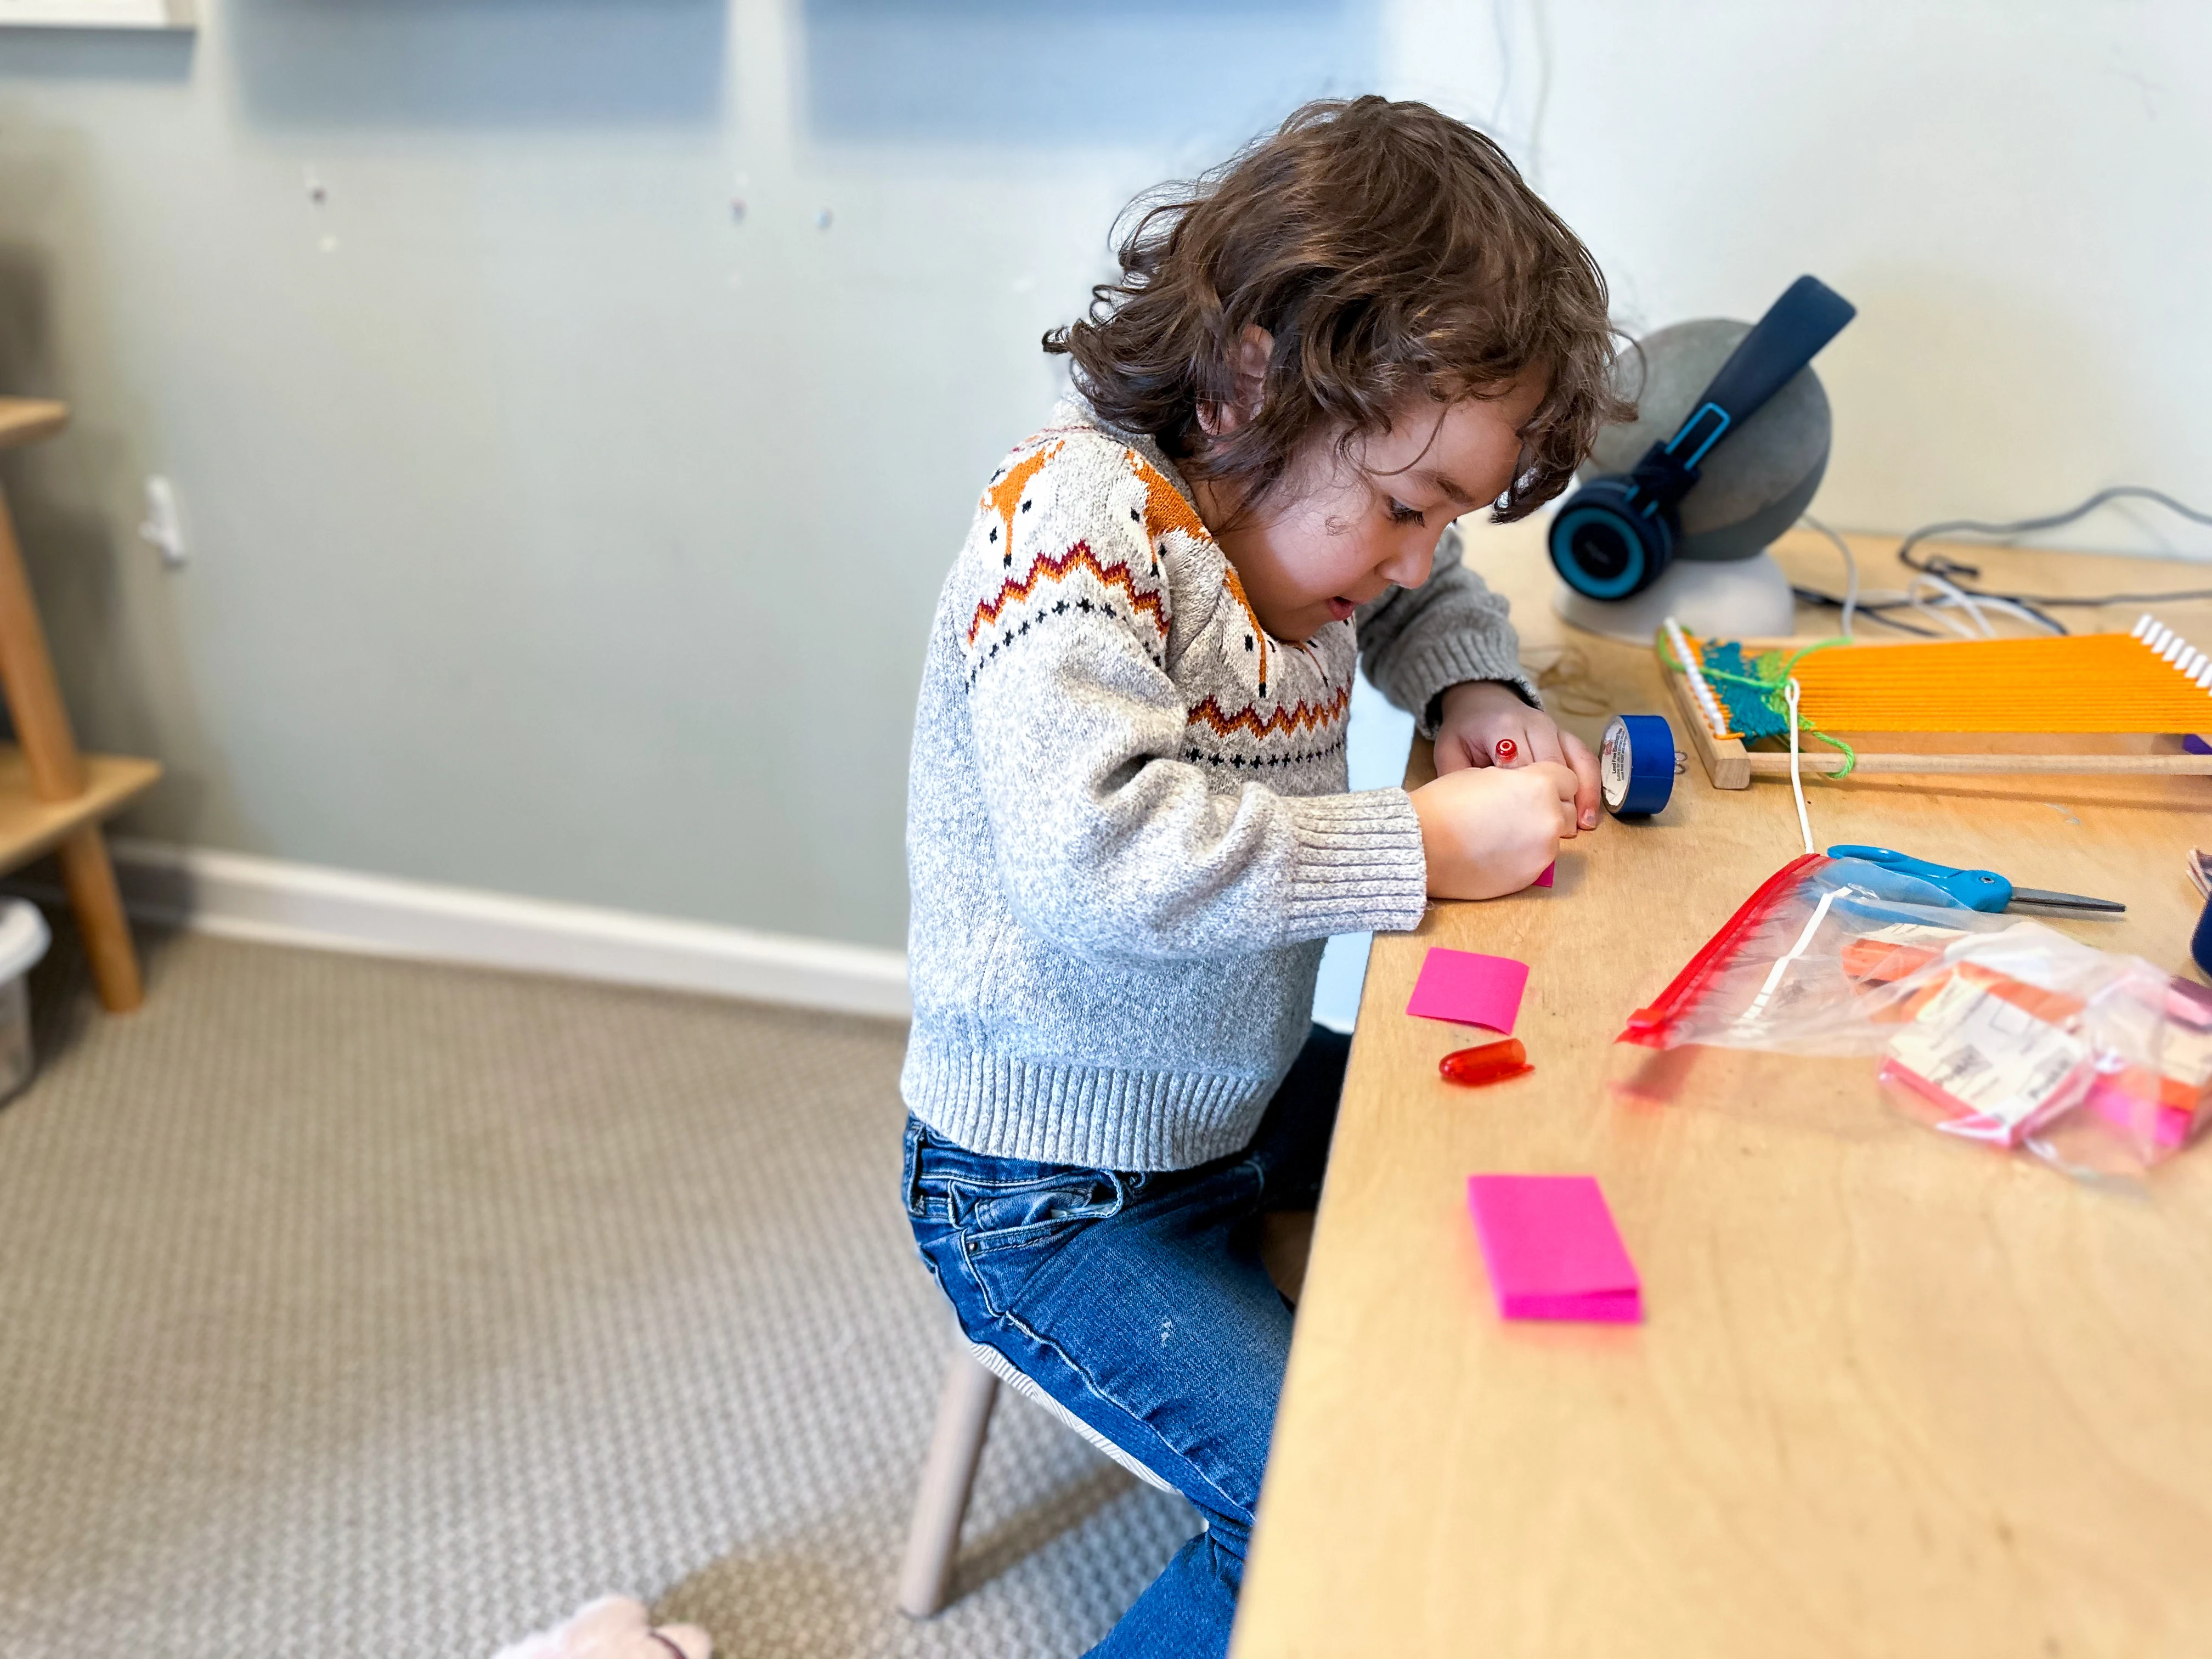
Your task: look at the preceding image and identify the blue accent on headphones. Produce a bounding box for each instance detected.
[1549,492,1657,599]
[1550,275,1857,601]
[1666,402,1732,470]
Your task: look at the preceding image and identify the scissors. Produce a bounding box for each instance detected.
[1826,845,2125,915]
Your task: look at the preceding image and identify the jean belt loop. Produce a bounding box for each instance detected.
[901,1119,928,1217]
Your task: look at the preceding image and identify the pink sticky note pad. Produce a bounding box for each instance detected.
[1466,1175,1643,1323]
[1407,947,1528,1035]
[1533,862,1555,888]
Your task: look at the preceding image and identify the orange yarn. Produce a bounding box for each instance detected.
[1781,631,2212,732]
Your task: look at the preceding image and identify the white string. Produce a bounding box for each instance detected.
[1742,884,1842,1023]
[1785,677,1814,855]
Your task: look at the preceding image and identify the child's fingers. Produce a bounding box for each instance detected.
[1561,730,1603,830]
[1434,729,1485,775]
[1516,727,1603,833]
[1532,760,1581,839]
[1519,724,1568,770]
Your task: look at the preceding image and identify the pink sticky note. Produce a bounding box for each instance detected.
[1407,947,1528,1035]
[1466,1175,1643,1323]
[1533,862,1555,889]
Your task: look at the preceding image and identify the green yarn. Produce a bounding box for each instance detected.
[1660,633,1860,778]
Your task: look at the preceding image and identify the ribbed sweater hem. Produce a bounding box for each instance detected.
[901,1042,1277,1172]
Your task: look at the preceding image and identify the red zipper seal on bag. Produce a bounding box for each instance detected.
[1617,854,1829,1048]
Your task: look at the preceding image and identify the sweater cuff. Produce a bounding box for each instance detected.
[1395,637,1542,737]
[1280,788,1430,938]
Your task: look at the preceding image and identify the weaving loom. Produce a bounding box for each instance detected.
[1659,613,2212,788]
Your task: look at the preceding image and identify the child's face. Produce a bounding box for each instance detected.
[1195,369,1547,645]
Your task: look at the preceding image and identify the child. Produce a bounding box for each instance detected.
[900,97,1627,1656]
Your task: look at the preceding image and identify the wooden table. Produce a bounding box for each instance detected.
[1232,522,2212,1658]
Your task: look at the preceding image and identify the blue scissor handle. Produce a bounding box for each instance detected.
[1826,844,2014,912]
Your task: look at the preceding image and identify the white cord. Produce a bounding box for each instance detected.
[1806,514,2052,640]
[1785,677,1815,855]
[1801,515,1858,638]
[1907,573,1993,638]
[1899,571,2064,639]
[1798,515,2067,638]
[1962,592,2061,633]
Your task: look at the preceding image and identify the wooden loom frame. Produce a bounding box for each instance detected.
[1658,633,2212,789]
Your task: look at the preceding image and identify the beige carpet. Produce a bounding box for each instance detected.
[0,924,1194,1658]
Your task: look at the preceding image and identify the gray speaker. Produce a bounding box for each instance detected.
[1587,318,1833,561]
[1554,317,1836,641]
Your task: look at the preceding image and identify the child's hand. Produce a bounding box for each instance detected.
[1409,761,1580,900]
[1433,680,1602,832]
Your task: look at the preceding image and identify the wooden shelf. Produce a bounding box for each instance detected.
[0,395,151,1009]
[0,400,67,451]
[0,747,159,872]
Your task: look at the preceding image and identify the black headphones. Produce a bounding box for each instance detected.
[1549,275,1857,601]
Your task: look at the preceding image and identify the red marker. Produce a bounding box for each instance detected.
[1494,738,1517,763]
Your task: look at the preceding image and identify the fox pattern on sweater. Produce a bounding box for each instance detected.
[963,428,1355,780]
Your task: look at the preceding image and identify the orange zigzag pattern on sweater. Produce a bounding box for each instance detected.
[967,540,1167,647]
[1186,682,1352,739]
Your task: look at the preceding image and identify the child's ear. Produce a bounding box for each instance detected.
[1199,325,1273,438]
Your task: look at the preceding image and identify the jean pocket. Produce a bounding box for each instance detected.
[951,1169,1126,1252]
[951,1170,1125,1321]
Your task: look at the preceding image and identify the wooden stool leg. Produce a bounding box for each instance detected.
[897,1348,999,1618]
[57,825,142,1012]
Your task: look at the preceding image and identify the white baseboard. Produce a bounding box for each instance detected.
[54,838,912,1020]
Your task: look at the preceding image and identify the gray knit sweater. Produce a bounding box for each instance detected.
[901,399,1536,1171]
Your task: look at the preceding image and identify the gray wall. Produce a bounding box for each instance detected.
[0,0,1378,947]
[0,1,2205,952]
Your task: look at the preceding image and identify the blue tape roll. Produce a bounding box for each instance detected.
[1601,713,1675,817]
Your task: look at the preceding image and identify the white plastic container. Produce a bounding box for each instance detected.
[0,900,52,1104]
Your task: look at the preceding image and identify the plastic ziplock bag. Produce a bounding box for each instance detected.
[1618,854,2018,1058]
[1618,854,2212,1173]
[1879,931,2212,1171]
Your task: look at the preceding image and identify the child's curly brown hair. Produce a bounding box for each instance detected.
[1046,95,1630,522]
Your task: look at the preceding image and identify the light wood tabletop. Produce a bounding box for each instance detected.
[1232,521,2212,1658]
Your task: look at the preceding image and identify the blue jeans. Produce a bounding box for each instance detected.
[902,1026,1349,1658]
